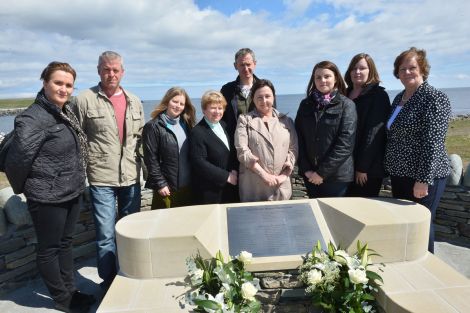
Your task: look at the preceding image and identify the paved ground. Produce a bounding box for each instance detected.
[0,241,469,313]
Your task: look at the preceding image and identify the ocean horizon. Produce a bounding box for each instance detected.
[142,87,470,121]
[1,87,469,133]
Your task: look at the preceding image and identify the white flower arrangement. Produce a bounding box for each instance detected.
[299,241,384,313]
[184,250,261,313]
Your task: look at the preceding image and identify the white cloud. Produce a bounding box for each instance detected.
[283,0,314,17]
[0,0,469,100]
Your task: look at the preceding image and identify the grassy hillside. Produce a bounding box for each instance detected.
[0,98,34,109]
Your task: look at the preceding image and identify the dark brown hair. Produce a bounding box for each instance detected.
[393,47,430,80]
[250,79,276,101]
[249,79,277,111]
[306,61,347,96]
[40,61,76,82]
[344,53,381,88]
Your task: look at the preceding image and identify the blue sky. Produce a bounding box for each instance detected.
[0,0,469,100]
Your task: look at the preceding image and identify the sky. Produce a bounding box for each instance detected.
[0,0,469,101]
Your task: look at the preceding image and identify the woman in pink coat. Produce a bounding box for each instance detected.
[235,79,298,202]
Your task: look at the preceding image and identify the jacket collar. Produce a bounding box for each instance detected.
[235,74,260,90]
[35,88,66,116]
[96,83,129,101]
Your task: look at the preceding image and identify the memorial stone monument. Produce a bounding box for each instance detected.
[97,198,470,313]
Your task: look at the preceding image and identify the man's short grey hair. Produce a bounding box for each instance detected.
[98,51,124,69]
[234,48,256,63]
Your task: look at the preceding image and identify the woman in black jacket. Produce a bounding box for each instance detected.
[189,90,238,204]
[5,62,94,313]
[344,53,391,197]
[295,60,357,198]
[143,87,196,209]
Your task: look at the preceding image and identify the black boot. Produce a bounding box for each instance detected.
[54,298,90,313]
[71,290,96,306]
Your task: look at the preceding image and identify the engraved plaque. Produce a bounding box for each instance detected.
[227,203,325,257]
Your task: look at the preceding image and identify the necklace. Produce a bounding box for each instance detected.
[401,92,412,104]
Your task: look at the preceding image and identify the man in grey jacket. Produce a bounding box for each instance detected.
[74,51,144,290]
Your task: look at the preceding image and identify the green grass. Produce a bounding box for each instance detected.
[0,98,34,109]
[446,118,470,168]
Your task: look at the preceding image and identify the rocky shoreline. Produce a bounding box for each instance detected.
[0,108,26,117]
[451,113,470,121]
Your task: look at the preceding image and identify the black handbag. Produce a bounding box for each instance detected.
[0,131,14,172]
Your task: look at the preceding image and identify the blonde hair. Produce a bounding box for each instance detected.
[150,87,196,127]
[201,90,227,111]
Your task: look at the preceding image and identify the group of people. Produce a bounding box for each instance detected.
[4,46,451,312]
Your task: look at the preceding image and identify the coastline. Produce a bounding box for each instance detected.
[0,107,26,117]
[0,106,469,120]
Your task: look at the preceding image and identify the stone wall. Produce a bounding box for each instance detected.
[0,188,96,294]
[436,185,470,245]
[255,270,313,313]
[0,184,153,294]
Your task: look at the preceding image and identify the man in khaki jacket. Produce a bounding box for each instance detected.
[74,51,144,290]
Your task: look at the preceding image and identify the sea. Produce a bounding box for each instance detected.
[1,87,469,133]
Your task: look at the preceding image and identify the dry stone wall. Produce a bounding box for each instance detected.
[0,188,96,294]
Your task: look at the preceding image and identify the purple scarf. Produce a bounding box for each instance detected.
[311,89,337,110]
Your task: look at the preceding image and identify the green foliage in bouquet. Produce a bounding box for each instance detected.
[299,241,384,313]
[185,250,261,313]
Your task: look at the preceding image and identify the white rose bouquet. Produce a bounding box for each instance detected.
[184,250,261,313]
[299,241,384,313]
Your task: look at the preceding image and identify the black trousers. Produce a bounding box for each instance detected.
[304,179,350,198]
[390,176,447,253]
[346,177,383,197]
[28,196,81,305]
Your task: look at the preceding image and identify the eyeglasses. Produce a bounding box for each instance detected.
[352,66,369,72]
[399,66,418,74]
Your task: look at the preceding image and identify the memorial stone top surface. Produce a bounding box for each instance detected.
[227,202,325,257]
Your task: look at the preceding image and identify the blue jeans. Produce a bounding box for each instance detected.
[89,184,141,284]
[390,176,447,253]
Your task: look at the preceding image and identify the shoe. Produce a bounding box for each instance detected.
[99,279,113,293]
[54,301,90,313]
[72,290,96,306]
[54,302,71,313]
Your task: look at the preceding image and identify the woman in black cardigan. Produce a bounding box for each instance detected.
[345,53,391,197]
[385,47,451,252]
[190,90,239,204]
